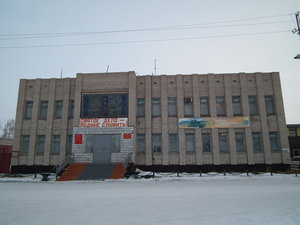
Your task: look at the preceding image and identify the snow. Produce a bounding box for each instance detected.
[0,173,300,225]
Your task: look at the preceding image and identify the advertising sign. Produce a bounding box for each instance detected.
[179,117,250,129]
[79,118,128,128]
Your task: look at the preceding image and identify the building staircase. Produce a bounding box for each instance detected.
[57,163,126,181]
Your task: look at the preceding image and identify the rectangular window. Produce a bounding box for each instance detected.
[68,100,74,119]
[202,133,211,152]
[81,93,128,118]
[36,135,45,154]
[24,101,33,120]
[269,132,279,151]
[219,132,229,152]
[169,134,178,152]
[137,98,145,117]
[235,132,245,152]
[168,97,177,116]
[200,97,209,116]
[152,134,162,153]
[39,101,48,120]
[21,135,30,154]
[85,135,93,153]
[55,100,63,119]
[232,96,242,116]
[265,95,275,115]
[252,132,263,152]
[216,96,226,116]
[248,95,258,116]
[51,135,61,155]
[185,134,195,152]
[66,134,73,155]
[137,134,146,153]
[184,97,193,116]
[112,135,120,153]
[152,98,161,117]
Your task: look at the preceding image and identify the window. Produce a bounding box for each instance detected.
[248,95,258,116]
[185,134,195,152]
[202,133,211,152]
[252,132,263,152]
[219,132,229,152]
[168,97,177,116]
[51,135,61,155]
[39,101,48,119]
[68,100,74,119]
[137,134,146,153]
[112,135,120,153]
[85,135,93,153]
[81,93,128,118]
[265,95,275,115]
[21,135,30,154]
[55,101,63,119]
[24,101,33,119]
[216,96,226,116]
[152,134,161,153]
[232,96,242,116]
[36,135,45,154]
[152,98,161,117]
[184,97,193,116]
[200,97,209,116]
[137,98,145,117]
[169,134,178,152]
[235,132,245,152]
[66,135,73,155]
[269,132,279,151]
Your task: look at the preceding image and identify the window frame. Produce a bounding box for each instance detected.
[269,132,280,152]
[24,101,33,120]
[185,133,195,152]
[168,97,177,116]
[137,98,145,117]
[235,132,245,152]
[137,134,146,153]
[39,101,48,120]
[200,96,210,117]
[184,97,193,117]
[232,96,242,116]
[248,95,258,116]
[252,132,263,152]
[20,135,30,155]
[36,135,46,155]
[55,100,63,119]
[169,134,178,153]
[202,133,211,153]
[265,95,275,116]
[216,96,226,116]
[152,98,161,117]
[51,135,61,155]
[152,134,162,153]
[219,132,229,152]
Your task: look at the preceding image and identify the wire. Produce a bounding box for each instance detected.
[0,21,293,41]
[0,30,290,49]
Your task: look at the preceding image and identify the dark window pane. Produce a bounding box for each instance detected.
[81,94,128,118]
[185,134,195,152]
[152,134,161,153]
[169,134,178,152]
[184,97,193,116]
[252,132,263,152]
[112,135,120,153]
[219,132,228,152]
[137,98,145,117]
[235,132,245,152]
[137,134,145,153]
[55,101,63,119]
[21,135,30,154]
[168,97,177,116]
[152,98,161,117]
[202,133,211,152]
[200,97,209,116]
[39,101,48,120]
[36,135,45,154]
[248,96,258,116]
[25,101,33,119]
[51,135,61,154]
[265,95,275,115]
[269,132,279,151]
[216,96,226,116]
[232,96,242,116]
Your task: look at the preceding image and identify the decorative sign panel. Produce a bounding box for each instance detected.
[179,117,250,129]
[79,118,128,128]
[74,134,83,144]
[123,133,132,139]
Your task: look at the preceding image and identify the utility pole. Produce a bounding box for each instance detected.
[293,12,300,59]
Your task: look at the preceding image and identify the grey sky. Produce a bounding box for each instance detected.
[0,0,299,125]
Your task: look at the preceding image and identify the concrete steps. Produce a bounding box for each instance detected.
[57,163,126,181]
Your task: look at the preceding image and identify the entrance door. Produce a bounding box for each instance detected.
[93,135,112,163]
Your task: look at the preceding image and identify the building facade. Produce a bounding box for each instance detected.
[287,124,300,159]
[11,71,291,172]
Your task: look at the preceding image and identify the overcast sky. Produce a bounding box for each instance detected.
[0,0,300,125]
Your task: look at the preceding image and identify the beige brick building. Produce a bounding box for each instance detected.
[11,71,291,172]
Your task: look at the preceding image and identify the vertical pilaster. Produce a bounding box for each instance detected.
[145,76,152,165]
[177,75,186,165]
[161,76,169,165]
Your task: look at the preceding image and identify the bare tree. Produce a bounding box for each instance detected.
[1,119,15,139]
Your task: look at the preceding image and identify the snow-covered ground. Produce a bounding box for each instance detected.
[0,173,300,225]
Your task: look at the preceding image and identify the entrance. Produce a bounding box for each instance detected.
[85,134,120,164]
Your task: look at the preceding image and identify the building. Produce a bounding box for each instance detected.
[0,138,13,173]
[287,124,300,159]
[11,71,291,173]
